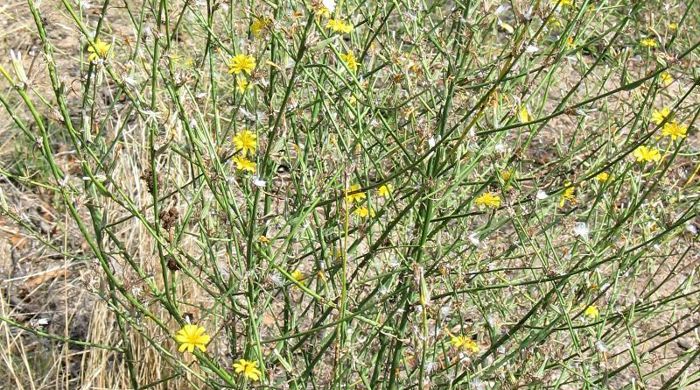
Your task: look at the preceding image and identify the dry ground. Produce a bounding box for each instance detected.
[0,0,698,389]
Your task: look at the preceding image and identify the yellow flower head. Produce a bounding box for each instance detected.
[659,72,673,86]
[87,38,111,62]
[640,38,657,48]
[548,17,563,29]
[340,52,359,72]
[233,129,257,156]
[236,77,251,94]
[316,0,336,17]
[175,324,210,353]
[651,107,671,125]
[450,335,479,353]
[596,172,610,183]
[251,18,271,37]
[233,156,256,173]
[228,54,256,75]
[316,6,331,18]
[290,269,304,285]
[668,22,678,31]
[633,146,661,163]
[258,235,270,244]
[233,359,262,381]
[474,192,501,209]
[326,18,353,34]
[559,183,575,207]
[518,105,530,123]
[661,121,687,140]
[354,206,376,219]
[378,184,393,198]
[565,36,576,49]
[345,184,366,203]
[583,305,599,319]
[500,169,514,183]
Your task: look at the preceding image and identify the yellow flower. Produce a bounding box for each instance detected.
[651,107,671,125]
[290,269,304,285]
[258,235,270,244]
[559,183,575,207]
[175,324,210,353]
[326,18,353,34]
[170,53,183,65]
[316,6,331,18]
[554,0,573,7]
[565,36,575,49]
[640,38,657,48]
[228,54,256,75]
[668,22,678,31]
[233,156,256,172]
[500,169,514,182]
[236,77,251,94]
[233,129,257,155]
[659,72,673,86]
[345,184,366,203]
[251,18,270,37]
[316,0,336,17]
[583,305,599,319]
[596,172,610,183]
[474,192,501,209]
[354,206,376,219]
[548,18,563,28]
[517,105,530,123]
[340,52,359,72]
[87,38,111,62]
[378,184,393,198]
[633,146,661,163]
[661,121,687,140]
[233,359,262,381]
[450,335,479,353]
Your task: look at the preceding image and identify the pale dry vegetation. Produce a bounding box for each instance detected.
[0,0,699,389]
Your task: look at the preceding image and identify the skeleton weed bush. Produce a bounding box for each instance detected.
[0,0,699,388]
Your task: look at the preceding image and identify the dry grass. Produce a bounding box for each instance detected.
[1,0,699,389]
